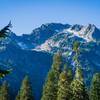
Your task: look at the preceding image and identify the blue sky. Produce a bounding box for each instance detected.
[0,0,100,35]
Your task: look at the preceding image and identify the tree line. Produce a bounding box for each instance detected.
[41,41,100,100]
[41,52,100,100]
[0,53,100,100]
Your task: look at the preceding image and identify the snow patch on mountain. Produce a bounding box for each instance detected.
[33,24,100,53]
[8,23,100,54]
[66,24,96,42]
[34,32,72,53]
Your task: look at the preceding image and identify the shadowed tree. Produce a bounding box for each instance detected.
[16,75,34,100]
[41,53,62,100]
[90,73,100,100]
[0,81,10,100]
[71,67,89,100]
[0,22,12,78]
[0,21,12,38]
[57,65,72,100]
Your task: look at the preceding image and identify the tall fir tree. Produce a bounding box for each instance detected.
[66,66,73,83]
[16,75,34,100]
[72,41,81,67]
[71,67,89,100]
[90,73,100,100]
[73,41,80,55]
[41,70,57,100]
[52,53,62,76]
[0,81,10,100]
[41,53,62,100]
[57,65,72,100]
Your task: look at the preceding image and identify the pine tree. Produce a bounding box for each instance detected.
[73,41,80,67]
[0,81,10,100]
[90,73,100,100]
[73,41,80,54]
[41,70,57,100]
[66,67,73,83]
[0,21,12,38]
[0,22,12,78]
[16,75,34,100]
[52,53,62,76]
[57,65,72,100]
[71,41,89,100]
[71,67,89,100]
[41,53,62,100]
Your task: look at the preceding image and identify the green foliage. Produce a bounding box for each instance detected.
[41,70,57,100]
[0,22,12,78]
[73,41,81,67]
[57,65,72,100]
[63,64,73,83]
[75,67,83,80]
[73,41,80,54]
[0,69,12,78]
[0,21,11,38]
[90,73,100,100]
[67,67,73,83]
[0,81,10,100]
[41,53,62,100]
[52,53,62,71]
[16,75,34,100]
[52,53,62,81]
[71,67,89,100]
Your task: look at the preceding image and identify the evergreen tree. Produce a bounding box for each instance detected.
[0,22,12,78]
[52,53,62,76]
[0,81,10,100]
[57,65,72,100]
[90,73,100,100]
[73,41,81,67]
[41,53,62,100]
[0,21,12,38]
[41,70,57,100]
[73,41,80,54]
[66,67,73,83]
[71,67,89,100]
[16,75,34,100]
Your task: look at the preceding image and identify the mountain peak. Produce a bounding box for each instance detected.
[70,24,83,31]
[39,23,70,31]
[8,23,100,51]
[66,24,100,42]
[85,24,96,31]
